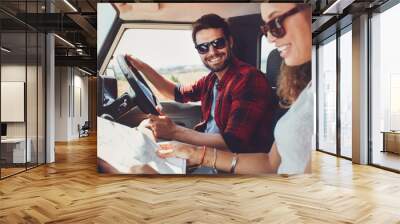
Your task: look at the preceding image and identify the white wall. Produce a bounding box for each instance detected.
[1,63,45,163]
[55,66,69,141]
[1,65,31,138]
[55,67,89,141]
[1,65,26,141]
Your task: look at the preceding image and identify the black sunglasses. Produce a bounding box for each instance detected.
[195,37,227,54]
[260,4,308,38]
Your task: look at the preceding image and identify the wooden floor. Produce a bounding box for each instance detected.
[1,135,400,223]
[1,167,26,178]
[1,163,44,178]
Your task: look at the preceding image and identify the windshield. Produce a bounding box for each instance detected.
[111,28,209,101]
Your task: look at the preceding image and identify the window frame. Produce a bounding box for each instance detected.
[99,22,210,105]
[315,22,353,161]
[99,22,193,78]
[368,0,400,173]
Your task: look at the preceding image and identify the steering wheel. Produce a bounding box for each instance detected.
[116,55,160,115]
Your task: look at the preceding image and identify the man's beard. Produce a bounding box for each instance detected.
[203,49,232,73]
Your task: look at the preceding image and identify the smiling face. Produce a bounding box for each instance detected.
[195,28,233,74]
[261,3,311,66]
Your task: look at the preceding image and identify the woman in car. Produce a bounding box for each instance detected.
[157,3,313,175]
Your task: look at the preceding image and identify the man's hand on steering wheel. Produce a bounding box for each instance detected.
[125,54,147,71]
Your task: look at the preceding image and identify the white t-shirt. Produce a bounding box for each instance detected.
[204,80,220,134]
[274,82,314,175]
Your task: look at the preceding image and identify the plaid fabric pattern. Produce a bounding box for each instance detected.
[174,57,274,153]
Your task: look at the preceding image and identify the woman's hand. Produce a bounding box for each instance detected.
[156,142,201,166]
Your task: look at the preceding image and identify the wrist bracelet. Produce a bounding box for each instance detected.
[212,148,217,169]
[230,153,238,174]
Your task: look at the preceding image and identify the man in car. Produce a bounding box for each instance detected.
[126,14,274,155]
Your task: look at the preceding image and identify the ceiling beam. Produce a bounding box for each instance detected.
[55,55,96,70]
[312,15,335,33]
[67,13,96,39]
[322,0,356,15]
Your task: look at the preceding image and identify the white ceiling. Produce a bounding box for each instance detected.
[116,3,261,22]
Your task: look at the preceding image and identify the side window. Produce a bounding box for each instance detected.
[98,3,117,54]
[105,60,134,99]
[259,35,276,75]
[112,28,209,101]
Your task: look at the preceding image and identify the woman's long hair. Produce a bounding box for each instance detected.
[277,61,311,108]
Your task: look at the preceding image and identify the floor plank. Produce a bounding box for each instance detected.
[1,134,400,223]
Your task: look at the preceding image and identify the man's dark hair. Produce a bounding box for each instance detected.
[192,14,231,45]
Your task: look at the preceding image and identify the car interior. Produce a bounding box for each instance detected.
[97,3,283,133]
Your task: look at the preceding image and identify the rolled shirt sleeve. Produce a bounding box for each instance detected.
[220,72,273,153]
[174,76,207,103]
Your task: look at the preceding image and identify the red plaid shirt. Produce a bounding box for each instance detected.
[174,57,274,153]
